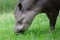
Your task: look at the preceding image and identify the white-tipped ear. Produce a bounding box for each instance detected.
[18,3,22,11]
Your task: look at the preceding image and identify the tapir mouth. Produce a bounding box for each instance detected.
[14,21,31,34]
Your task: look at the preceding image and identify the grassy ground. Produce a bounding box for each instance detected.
[0,11,60,40]
[0,0,17,12]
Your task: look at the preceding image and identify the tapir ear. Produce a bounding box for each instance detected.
[18,3,22,11]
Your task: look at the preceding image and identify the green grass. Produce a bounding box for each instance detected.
[0,11,60,40]
[0,0,17,12]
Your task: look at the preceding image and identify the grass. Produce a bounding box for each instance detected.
[0,0,17,12]
[0,11,60,40]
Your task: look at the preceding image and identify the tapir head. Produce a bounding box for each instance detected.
[14,10,36,34]
[14,0,41,34]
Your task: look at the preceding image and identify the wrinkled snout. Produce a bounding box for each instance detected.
[14,19,30,34]
[14,24,25,34]
[14,21,30,34]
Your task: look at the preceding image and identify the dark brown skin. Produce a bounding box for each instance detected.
[14,0,60,34]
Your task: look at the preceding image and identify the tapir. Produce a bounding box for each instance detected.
[14,0,60,34]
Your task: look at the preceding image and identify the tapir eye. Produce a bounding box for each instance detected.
[18,21,23,24]
[18,3,22,11]
[18,18,24,24]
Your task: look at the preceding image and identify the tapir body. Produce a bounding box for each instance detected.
[14,0,60,34]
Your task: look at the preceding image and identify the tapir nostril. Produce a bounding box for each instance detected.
[16,30,24,34]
